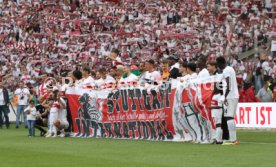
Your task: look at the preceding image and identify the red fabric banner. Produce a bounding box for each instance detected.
[67,84,176,140]
[66,81,215,142]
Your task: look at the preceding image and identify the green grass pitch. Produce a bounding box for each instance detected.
[0,128,275,167]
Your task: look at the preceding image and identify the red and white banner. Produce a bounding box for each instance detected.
[66,80,215,142]
[66,83,176,140]
[66,80,275,142]
[235,103,275,128]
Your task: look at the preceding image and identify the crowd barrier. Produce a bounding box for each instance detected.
[236,103,275,128]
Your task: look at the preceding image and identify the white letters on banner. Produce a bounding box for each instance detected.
[235,103,275,128]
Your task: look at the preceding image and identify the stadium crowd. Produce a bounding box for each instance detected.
[0,0,276,138]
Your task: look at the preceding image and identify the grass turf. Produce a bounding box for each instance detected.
[0,128,275,167]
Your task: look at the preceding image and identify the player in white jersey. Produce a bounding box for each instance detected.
[140,59,162,85]
[46,88,66,137]
[79,66,95,89]
[210,82,225,144]
[216,57,239,145]
[53,97,68,137]
[95,67,116,89]
[180,63,204,143]
[118,64,138,88]
[197,56,210,81]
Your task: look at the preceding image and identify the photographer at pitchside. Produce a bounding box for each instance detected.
[14,82,31,129]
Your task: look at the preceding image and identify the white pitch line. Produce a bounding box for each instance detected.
[240,141,276,145]
[238,131,276,133]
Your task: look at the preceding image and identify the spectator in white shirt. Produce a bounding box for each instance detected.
[231,0,241,8]
[14,81,31,129]
[256,79,273,102]
[21,70,31,84]
[12,65,21,77]
[264,0,272,11]
[105,48,122,66]
[235,60,246,85]
[45,64,53,74]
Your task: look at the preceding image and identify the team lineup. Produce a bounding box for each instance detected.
[16,56,238,145]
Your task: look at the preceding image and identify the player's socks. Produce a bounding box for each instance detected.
[211,128,216,141]
[216,127,223,143]
[227,119,237,142]
[45,132,52,138]
[52,126,57,136]
[59,129,65,137]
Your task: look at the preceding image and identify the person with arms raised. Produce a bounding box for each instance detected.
[105,49,122,66]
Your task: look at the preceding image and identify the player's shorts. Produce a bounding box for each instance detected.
[224,98,239,117]
[211,109,222,124]
[59,119,69,129]
[49,112,58,124]
[35,118,44,126]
